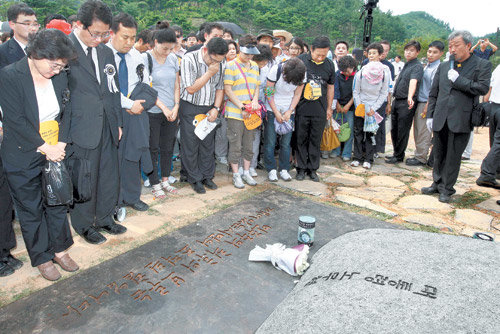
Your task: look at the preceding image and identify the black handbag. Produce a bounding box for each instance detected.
[471,101,491,127]
[42,161,73,206]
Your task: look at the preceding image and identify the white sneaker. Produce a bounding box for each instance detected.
[330,152,339,158]
[242,173,257,186]
[144,178,151,187]
[280,170,292,181]
[238,166,244,176]
[152,183,166,199]
[233,173,245,189]
[342,157,351,162]
[321,152,329,159]
[168,176,177,184]
[268,169,278,182]
[363,162,371,169]
[351,160,360,167]
[249,167,258,177]
[161,180,178,194]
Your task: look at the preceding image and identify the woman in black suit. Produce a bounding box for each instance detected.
[0,29,79,281]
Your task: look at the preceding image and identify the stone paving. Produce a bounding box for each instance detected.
[0,127,498,307]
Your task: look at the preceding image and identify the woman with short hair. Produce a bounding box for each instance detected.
[0,29,79,281]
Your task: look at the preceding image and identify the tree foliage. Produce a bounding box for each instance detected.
[1,0,494,51]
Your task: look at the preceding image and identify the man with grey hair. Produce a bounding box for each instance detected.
[421,30,491,203]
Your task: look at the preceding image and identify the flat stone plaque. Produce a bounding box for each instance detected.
[0,190,397,333]
[258,229,500,334]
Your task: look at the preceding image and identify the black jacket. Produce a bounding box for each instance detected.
[427,55,491,133]
[67,32,122,149]
[0,58,71,168]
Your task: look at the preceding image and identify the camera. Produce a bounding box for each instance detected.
[365,0,379,8]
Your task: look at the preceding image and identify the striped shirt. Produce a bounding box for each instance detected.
[224,57,261,120]
[180,48,224,106]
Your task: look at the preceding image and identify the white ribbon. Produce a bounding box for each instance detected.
[103,64,119,93]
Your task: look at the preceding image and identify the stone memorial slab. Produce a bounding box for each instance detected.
[257,229,500,334]
[0,190,397,333]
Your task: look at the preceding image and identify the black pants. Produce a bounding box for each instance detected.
[0,157,16,259]
[68,116,119,235]
[352,115,376,163]
[432,121,470,196]
[375,101,387,153]
[118,157,142,206]
[295,114,326,172]
[391,98,417,160]
[479,102,500,181]
[3,155,73,267]
[147,112,178,185]
[179,100,216,184]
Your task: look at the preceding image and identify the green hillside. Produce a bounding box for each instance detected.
[398,11,452,40]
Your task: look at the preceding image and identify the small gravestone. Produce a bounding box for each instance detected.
[257,229,500,334]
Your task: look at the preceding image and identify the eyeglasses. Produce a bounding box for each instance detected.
[289,47,302,51]
[14,21,40,28]
[48,61,68,72]
[86,28,110,39]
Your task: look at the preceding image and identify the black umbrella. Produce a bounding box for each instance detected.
[215,21,245,36]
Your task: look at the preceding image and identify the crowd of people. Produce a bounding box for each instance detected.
[0,1,498,281]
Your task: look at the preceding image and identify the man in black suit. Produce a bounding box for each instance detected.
[0,2,38,276]
[0,3,39,69]
[422,30,492,203]
[66,0,126,244]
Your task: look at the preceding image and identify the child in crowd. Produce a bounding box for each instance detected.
[352,43,390,169]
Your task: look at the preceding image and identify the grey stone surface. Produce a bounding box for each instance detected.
[324,173,365,187]
[0,190,398,333]
[477,197,500,214]
[275,178,330,197]
[335,194,398,216]
[455,209,493,231]
[398,195,453,211]
[335,186,405,202]
[257,229,500,334]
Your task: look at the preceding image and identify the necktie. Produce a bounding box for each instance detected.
[117,52,128,96]
[87,47,96,76]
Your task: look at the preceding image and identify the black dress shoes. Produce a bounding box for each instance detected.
[202,179,218,190]
[100,223,127,235]
[421,185,439,195]
[82,227,107,244]
[0,260,14,277]
[180,175,188,183]
[497,200,500,206]
[476,178,500,189]
[309,171,320,182]
[1,254,23,270]
[192,181,206,194]
[405,158,425,166]
[385,157,403,164]
[438,193,451,203]
[126,200,149,211]
[296,170,305,181]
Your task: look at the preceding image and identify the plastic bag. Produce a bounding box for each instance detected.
[42,161,73,206]
[320,119,340,151]
[331,118,341,134]
[363,114,379,133]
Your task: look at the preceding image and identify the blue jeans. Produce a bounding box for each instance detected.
[331,110,354,158]
[264,113,293,172]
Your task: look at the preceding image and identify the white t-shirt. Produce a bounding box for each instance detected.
[266,63,306,112]
[36,81,59,123]
[489,65,500,104]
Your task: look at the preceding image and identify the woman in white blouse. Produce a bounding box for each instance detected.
[0,29,79,281]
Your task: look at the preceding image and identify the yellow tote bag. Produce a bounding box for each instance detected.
[355,104,365,118]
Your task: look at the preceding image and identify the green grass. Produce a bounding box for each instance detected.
[454,191,491,209]
[401,222,442,233]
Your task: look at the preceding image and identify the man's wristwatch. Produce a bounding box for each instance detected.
[213,106,220,112]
